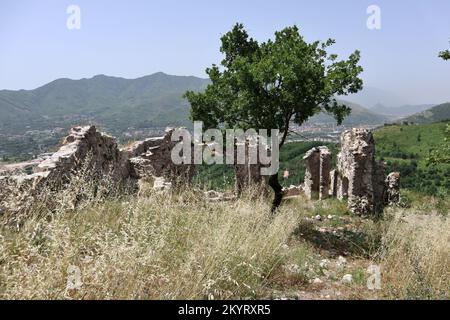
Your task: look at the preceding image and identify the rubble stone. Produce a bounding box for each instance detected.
[385,172,401,206]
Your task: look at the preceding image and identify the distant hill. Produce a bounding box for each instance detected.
[370,103,434,118]
[342,86,410,109]
[0,72,210,135]
[402,102,450,124]
[0,74,389,134]
[307,100,389,125]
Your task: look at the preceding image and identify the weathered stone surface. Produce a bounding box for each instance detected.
[303,146,331,200]
[336,129,380,215]
[234,139,265,195]
[0,126,194,218]
[36,126,130,182]
[329,169,338,198]
[303,128,390,216]
[385,172,401,206]
[127,129,195,188]
[319,147,332,200]
[152,177,172,192]
[303,148,321,200]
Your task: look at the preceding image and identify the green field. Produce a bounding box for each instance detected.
[374,122,450,195]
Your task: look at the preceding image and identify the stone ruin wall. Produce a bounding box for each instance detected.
[0,125,403,218]
[304,128,401,216]
[0,126,194,217]
[0,125,263,217]
[233,138,266,195]
[335,129,386,215]
[303,146,332,200]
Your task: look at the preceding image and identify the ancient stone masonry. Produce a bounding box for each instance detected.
[336,129,386,215]
[123,128,195,189]
[303,146,332,200]
[304,129,399,216]
[234,138,266,195]
[0,126,194,217]
[385,172,401,206]
[0,126,128,217]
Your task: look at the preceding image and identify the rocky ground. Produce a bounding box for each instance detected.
[265,209,382,300]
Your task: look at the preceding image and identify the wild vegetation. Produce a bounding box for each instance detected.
[374,122,450,195]
[195,122,450,197]
[1,24,448,302]
[185,23,363,211]
[0,174,448,300]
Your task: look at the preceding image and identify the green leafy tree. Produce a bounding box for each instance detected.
[185,24,363,211]
[439,40,450,60]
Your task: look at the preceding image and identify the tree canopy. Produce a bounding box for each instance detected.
[185,24,363,147]
[439,40,450,60]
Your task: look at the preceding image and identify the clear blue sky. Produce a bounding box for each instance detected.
[1,0,449,104]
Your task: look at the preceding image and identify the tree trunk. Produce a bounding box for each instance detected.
[269,173,283,213]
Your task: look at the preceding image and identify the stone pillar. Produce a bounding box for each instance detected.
[319,147,332,200]
[385,172,401,206]
[303,148,321,200]
[336,129,378,215]
[303,146,331,200]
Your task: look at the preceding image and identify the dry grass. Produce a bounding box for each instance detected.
[378,210,450,299]
[0,169,448,300]
[0,188,302,299]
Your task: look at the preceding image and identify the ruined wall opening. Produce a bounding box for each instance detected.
[342,177,349,200]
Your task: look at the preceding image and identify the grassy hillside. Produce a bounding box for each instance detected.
[403,102,450,124]
[374,122,450,195]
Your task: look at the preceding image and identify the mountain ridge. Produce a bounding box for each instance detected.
[402,102,450,124]
[0,73,390,136]
[0,72,210,135]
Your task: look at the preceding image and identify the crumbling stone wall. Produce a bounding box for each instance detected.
[304,129,399,216]
[336,129,383,215]
[124,128,195,189]
[303,146,332,200]
[234,138,266,195]
[0,126,194,217]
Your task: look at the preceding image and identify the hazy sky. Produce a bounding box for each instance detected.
[1,0,449,104]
